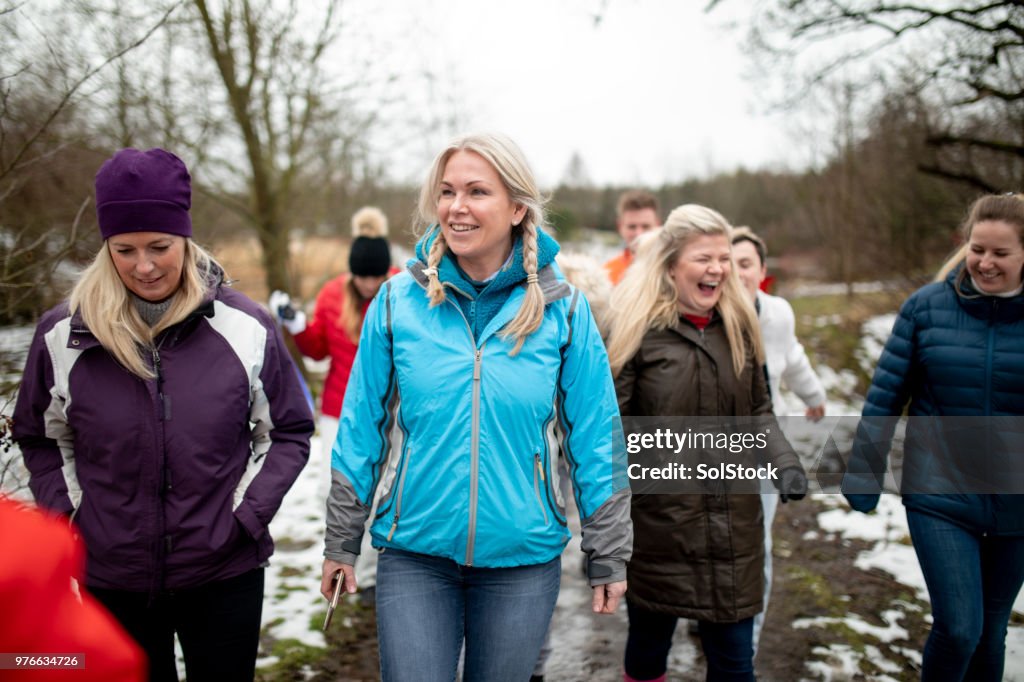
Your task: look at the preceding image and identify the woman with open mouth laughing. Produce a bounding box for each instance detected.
[606,205,807,682]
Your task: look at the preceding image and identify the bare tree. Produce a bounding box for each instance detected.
[0,2,183,322]
[184,1,331,291]
[709,0,1024,191]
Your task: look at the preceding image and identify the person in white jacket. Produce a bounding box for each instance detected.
[732,226,827,655]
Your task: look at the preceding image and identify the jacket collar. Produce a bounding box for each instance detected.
[668,309,722,343]
[408,225,569,304]
[948,264,1024,322]
[67,264,223,349]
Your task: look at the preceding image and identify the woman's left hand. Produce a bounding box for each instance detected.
[591,580,627,614]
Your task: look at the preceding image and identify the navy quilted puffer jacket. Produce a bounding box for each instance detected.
[844,266,1024,535]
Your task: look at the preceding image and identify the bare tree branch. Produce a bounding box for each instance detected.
[0,2,184,183]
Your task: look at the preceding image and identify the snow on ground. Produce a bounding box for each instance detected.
[807,493,1024,681]
[856,313,896,377]
[0,325,33,361]
[258,433,332,662]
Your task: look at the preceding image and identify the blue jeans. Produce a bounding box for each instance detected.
[907,509,1024,682]
[625,600,755,681]
[375,548,560,682]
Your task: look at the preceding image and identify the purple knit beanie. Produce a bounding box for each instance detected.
[95,148,192,240]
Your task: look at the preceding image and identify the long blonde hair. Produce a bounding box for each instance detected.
[606,204,763,377]
[935,193,1024,285]
[415,132,547,355]
[69,239,221,378]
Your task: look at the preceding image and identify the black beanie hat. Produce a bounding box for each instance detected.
[348,206,391,277]
[349,237,391,277]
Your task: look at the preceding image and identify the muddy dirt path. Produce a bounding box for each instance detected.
[283,495,933,682]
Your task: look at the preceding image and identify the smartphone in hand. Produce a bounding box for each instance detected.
[323,569,344,631]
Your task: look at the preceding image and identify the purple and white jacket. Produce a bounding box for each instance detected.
[13,278,314,592]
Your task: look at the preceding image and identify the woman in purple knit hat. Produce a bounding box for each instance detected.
[13,148,314,682]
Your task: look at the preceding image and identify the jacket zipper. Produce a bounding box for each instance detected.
[386,448,412,541]
[985,301,996,414]
[533,453,549,525]
[441,286,485,567]
[467,347,483,565]
[151,346,171,595]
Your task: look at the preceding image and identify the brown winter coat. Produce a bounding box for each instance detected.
[616,314,800,622]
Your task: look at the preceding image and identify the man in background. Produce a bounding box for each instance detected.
[603,190,660,285]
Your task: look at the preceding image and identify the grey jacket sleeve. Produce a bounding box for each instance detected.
[580,488,633,586]
[324,469,370,564]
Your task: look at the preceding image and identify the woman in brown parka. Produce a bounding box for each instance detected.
[606,204,808,682]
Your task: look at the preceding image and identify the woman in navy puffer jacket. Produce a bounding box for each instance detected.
[844,193,1024,681]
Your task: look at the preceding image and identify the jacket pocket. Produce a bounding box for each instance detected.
[386,448,412,541]
[533,453,549,525]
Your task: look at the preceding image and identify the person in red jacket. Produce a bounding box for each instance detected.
[269,206,396,590]
[0,496,145,682]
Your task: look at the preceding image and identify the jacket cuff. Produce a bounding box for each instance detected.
[324,549,359,565]
[324,535,362,565]
[587,557,627,586]
[234,502,267,543]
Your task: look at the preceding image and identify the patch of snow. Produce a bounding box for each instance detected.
[856,313,896,376]
[260,433,330,654]
[802,644,862,681]
[792,610,907,643]
[816,495,907,544]
[1005,627,1024,682]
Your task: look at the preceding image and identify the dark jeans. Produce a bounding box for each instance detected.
[625,600,755,681]
[91,567,264,682]
[375,548,560,682]
[907,510,1024,682]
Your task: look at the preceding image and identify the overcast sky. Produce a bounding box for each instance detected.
[347,0,808,188]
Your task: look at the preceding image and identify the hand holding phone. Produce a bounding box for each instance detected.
[323,569,344,631]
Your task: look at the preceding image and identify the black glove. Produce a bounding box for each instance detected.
[779,467,808,503]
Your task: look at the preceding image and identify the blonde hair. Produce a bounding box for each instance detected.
[555,252,612,338]
[415,132,547,355]
[69,238,221,378]
[935,193,1024,285]
[606,204,763,377]
[340,206,390,341]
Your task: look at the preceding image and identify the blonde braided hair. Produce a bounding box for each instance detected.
[423,225,448,307]
[502,222,544,354]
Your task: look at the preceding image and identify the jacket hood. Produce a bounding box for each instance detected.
[409,225,562,298]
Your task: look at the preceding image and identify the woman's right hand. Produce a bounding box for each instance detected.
[321,558,357,600]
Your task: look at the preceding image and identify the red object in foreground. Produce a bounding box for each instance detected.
[0,496,145,681]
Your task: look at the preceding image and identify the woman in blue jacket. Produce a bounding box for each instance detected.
[844,193,1024,681]
[320,132,632,682]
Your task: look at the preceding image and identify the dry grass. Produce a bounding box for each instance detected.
[210,235,352,304]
